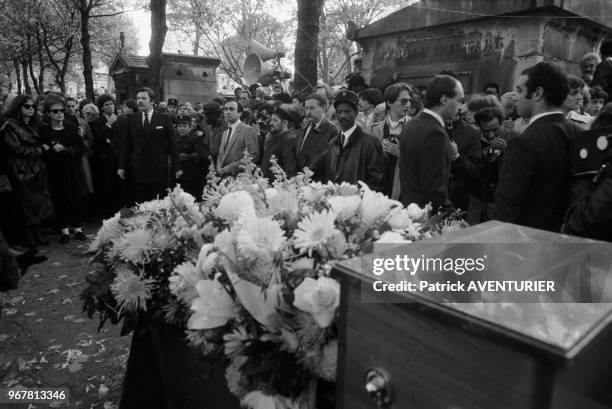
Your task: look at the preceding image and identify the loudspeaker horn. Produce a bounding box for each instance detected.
[246,39,285,61]
[243,53,275,86]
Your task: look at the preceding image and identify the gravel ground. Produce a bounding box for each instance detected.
[0,224,130,409]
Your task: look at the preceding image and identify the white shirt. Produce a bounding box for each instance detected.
[421,108,445,128]
[141,108,154,126]
[340,123,358,147]
[386,115,410,135]
[527,111,563,126]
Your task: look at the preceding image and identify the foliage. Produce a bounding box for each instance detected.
[318,0,406,84]
[166,0,293,87]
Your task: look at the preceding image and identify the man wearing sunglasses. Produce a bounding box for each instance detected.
[369,82,413,199]
[118,87,181,203]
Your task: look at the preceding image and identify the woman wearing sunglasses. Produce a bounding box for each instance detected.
[39,95,87,244]
[1,95,54,248]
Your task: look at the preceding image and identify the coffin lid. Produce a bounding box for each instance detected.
[334,221,612,359]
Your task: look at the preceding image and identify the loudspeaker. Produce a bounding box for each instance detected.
[243,40,285,86]
[246,39,285,61]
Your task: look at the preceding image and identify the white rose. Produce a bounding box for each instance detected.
[405,203,427,221]
[385,207,414,230]
[293,276,340,328]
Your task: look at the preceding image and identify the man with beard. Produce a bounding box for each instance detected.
[200,102,228,166]
[399,74,464,210]
[327,90,385,191]
[118,87,181,202]
[260,105,297,181]
[493,62,580,232]
[296,93,339,180]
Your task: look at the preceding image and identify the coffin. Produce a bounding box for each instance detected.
[333,221,612,409]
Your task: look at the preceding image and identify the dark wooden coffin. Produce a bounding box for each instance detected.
[333,221,612,409]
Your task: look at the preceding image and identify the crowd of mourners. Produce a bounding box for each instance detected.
[2,45,612,292]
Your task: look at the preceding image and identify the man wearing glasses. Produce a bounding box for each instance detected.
[216,101,259,176]
[369,82,413,199]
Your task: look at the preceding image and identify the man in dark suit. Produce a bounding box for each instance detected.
[216,101,259,177]
[493,62,579,232]
[327,90,385,191]
[296,93,339,181]
[399,75,464,210]
[118,87,181,203]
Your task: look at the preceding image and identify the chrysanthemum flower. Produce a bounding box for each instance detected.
[327,195,361,220]
[293,210,338,255]
[89,213,121,252]
[215,190,256,223]
[223,326,249,357]
[114,228,152,264]
[188,278,237,330]
[236,216,286,261]
[110,268,155,313]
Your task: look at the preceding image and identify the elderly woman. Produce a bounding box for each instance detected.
[39,95,86,244]
[1,95,53,247]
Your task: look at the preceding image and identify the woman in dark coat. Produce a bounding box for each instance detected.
[39,95,87,244]
[1,95,53,247]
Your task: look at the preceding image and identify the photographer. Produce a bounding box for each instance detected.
[466,106,510,225]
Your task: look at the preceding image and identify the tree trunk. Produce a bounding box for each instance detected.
[193,26,201,56]
[36,31,46,92]
[21,61,31,95]
[27,56,40,95]
[148,0,168,101]
[13,60,22,94]
[79,0,95,100]
[294,0,324,98]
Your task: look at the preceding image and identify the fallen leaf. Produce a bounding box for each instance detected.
[24,311,36,317]
[48,344,62,350]
[103,401,117,409]
[72,318,86,324]
[52,262,61,266]
[17,357,27,371]
[48,288,60,294]
[98,384,109,399]
[4,308,17,315]
[0,334,9,342]
[63,315,76,321]
[8,296,24,304]
[77,339,93,347]
[61,298,72,304]
[58,274,67,279]
[33,274,41,278]
[68,361,83,372]
[40,356,48,363]
[36,318,43,322]
[37,298,45,301]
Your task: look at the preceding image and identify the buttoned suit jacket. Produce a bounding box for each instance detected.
[119,110,179,184]
[399,111,452,209]
[217,121,260,176]
[295,119,339,180]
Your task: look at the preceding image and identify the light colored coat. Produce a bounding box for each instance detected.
[216,121,260,176]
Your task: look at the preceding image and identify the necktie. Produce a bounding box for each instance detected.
[340,132,346,147]
[299,123,313,153]
[144,112,150,128]
[222,127,232,153]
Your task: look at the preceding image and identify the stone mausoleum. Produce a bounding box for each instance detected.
[350,0,612,93]
[109,50,220,104]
